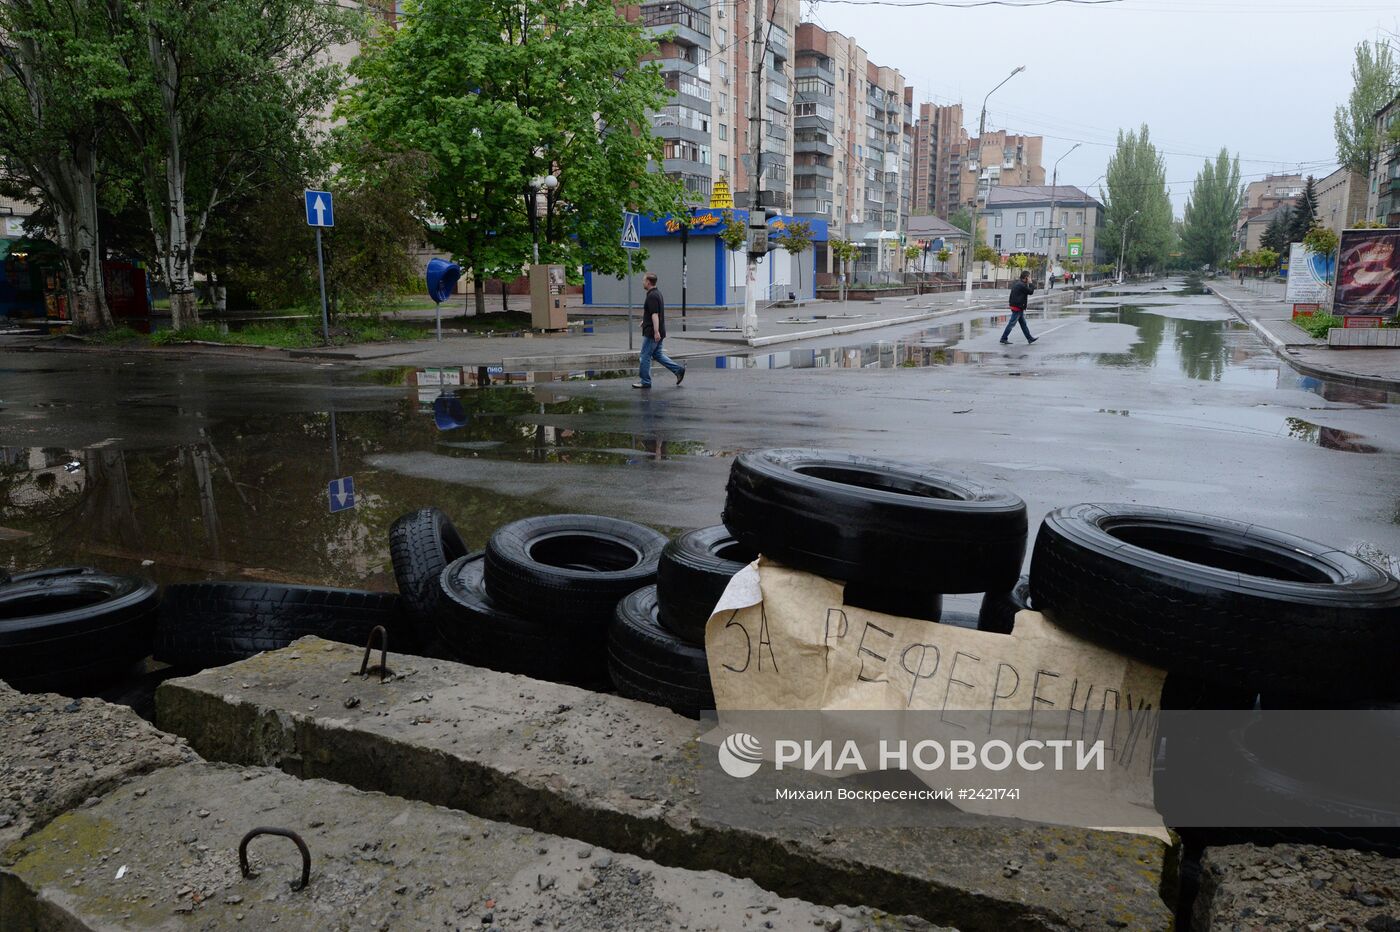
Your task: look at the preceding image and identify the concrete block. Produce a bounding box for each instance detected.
[1193,843,1400,930]
[157,638,1175,931]
[0,680,197,851]
[1,762,924,931]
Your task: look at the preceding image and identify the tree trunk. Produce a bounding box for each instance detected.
[473,273,485,315]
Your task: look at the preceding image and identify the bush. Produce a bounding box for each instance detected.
[1296,313,1342,339]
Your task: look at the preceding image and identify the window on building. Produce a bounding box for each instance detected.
[1034,211,1044,226]
[795,77,833,96]
[993,234,1002,249]
[1015,233,1025,248]
[718,124,726,140]
[1016,212,1026,227]
[719,154,727,171]
[994,214,1002,228]
[1076,211,1084,225]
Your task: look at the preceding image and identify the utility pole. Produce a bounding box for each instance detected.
[742,0,767,339]
[1045,143,1079,292]
[963,66,1024,304]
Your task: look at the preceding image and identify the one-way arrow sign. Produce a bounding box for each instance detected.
[304,189,334,228]
[327,476,355,512]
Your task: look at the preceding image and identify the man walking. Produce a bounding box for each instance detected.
[1000,271,1038,345]
[633,271,686,389]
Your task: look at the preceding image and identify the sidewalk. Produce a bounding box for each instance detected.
[1208,279,1400,394]
[1,284,1087,372]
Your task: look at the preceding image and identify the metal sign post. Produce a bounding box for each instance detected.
[304,189,335,344]
[621,211,641,351]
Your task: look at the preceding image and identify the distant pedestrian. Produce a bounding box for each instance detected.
[633,271,686,389]
[1000,271,1038,345]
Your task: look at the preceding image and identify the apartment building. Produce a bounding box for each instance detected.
[640,0,797,208]
[1366,94,1399,226]
[978,185,1105,265]
[911,102,966,219]
[1239,173,1304,227]
[955,130,1044,209]
[792,23,910,276]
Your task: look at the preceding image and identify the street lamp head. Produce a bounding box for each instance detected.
[1012,65,1026,74]
[544,174,558,190]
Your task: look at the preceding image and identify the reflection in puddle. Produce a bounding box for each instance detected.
[1283,418,1380,453]
[0,380,705,587]
[1088,409,1381,454]
[713,303,1263,384]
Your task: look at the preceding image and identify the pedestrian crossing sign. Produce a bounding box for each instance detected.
[621,212,641,250]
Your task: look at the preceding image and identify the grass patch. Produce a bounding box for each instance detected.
[83,325,144,345]
[456,310,532,332]
[1295,313,1342,339]
[148,318,425,349]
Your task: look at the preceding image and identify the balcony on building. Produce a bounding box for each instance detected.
[794,130,834,156]
[795,156,834,179]
[663,71,712,112]
[795,55,835,84]
[667,171,713,204]
[767,23,789,60]
[641,2,711,49]
[650,104,711,145]
[767,76,789,113]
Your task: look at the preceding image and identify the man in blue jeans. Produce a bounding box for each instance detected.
[633,271,686,389]
[1000,271,1039,345]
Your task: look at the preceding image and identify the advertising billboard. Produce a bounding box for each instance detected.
[1332,228,1399,317]
[1284,243,1331,303]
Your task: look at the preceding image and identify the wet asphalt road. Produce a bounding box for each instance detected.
[2,279,1397,592]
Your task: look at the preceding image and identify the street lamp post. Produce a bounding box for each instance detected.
[527,174,558,266]
[1117,209,1140,284]
[964,65,1026,304]
[1045,143,1080,292]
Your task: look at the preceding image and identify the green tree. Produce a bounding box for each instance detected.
[936,247,951,273]
[1102,124,1174,273]
[779,220,814,291]
[1254,247,1279,274]
[830,238,860,301]
[1334,40,1399,175]
[339,0,681,307]
[1180,148,1243,269]
[1287,177,1319,243]
[947,209,972,234]
[1260,209,1291,255]
[0,0,128,328]
[1302,224,1340,284]
[112,0,359,329]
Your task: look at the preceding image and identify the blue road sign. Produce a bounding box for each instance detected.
[620,211,641,250]
[327,476,355,512]
[304,189,334,228]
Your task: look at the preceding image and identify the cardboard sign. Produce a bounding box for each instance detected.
[704,560,1169,836]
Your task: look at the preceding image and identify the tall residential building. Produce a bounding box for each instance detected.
[911,110,1044,217]
[1314,165,1368,235]
[911,102,966,218]
[639,0,797,208]
[793,23,909,275]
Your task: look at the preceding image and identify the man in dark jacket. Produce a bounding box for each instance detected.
[633,271,686,389]
[1000,271,1038,345]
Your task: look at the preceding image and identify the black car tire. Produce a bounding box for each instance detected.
[656,526,756,645]
[1030,504,1400,696]
[722,450,1027,592]
[0,567,159,692]
[609,586,714,718]
[154,583,400,670]
[975,575,1033,635]
[435,553,608,687]
[484,515,667,624]
[842,583,943,623]
[389,507,468,653]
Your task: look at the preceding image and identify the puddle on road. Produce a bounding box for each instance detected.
[0,375,702,588]
[1089,408,1383,454]
[711,302,1263,384]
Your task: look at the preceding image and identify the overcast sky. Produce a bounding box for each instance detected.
[805,0,1399,214]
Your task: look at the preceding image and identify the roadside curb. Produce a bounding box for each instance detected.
[1207,285,1400,394]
